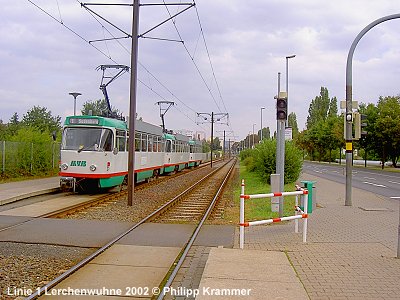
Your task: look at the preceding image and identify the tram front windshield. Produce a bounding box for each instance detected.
[62,127,113,151]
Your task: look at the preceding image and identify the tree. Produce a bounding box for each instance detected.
[306,87,331,128]
[288,112,299,139]
[202,139,210,153]
[81,99,122,118]
[301,87,342,161]
[357,103,379,163]
[21,106,61,134]
[7,112,21,137]
[258,127,270,141]
[212,137,221,151]
[0,120,6,141]
[374,96,400,168]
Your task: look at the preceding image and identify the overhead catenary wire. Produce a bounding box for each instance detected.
[162,0,223,113]
[163,0,236,137]
[55,0,63,24]
[27,0,231,139]
[77,2,179,101]
[86,6,207,132]
[193,1,236,136]
[27,0,111,60]
[77,0,205,125]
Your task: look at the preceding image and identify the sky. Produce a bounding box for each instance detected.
[1,1,400,142]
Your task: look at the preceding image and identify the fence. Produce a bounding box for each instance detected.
[0,141,60,177]
[239,179,309,249]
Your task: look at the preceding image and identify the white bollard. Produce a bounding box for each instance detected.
[295,195,299,233]
[302,193,308,243]
[239,179,245,249]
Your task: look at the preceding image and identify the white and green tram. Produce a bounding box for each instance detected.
[59,115,206,191]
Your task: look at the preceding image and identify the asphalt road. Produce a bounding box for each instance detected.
[302,161,400,200]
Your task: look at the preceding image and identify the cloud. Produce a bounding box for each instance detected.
[1,0,400,140]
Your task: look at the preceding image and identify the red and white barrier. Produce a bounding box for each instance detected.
[239,180,309,249]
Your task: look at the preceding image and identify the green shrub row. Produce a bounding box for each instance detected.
[240,139,303,184]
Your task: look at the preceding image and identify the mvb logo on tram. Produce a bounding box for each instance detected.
[70,160,87,167]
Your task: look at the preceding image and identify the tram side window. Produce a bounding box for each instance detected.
[158,137,164,152]
[135,133,141,151]
[154,136,159,152]
[165,140,172,153]
[148,135,153,152]
[116,130,126,152]
[153,136,159,152]
[141,134,147,152]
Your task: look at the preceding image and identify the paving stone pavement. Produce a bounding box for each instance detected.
[235,171,400,299]
[166,246,211,300]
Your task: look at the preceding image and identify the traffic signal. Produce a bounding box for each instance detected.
[354,112,367,140]
[276,97,287,120]
[360,114,368,137]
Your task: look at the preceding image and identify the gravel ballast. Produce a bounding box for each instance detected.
[0,161,237,300]
[0,243,95,300]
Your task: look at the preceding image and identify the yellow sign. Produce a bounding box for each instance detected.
[346,142,352,151]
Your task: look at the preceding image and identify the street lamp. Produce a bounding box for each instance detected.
[285,55,296,126]
[252,124,256,148]
[260,107,265,141]
[69,92,82,116]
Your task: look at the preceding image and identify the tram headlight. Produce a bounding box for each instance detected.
[61,163,68,170]
[90,164,97,172]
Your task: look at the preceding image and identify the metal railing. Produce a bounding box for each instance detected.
[239,179,309,249]
[0,141,60,177]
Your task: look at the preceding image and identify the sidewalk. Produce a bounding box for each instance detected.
[239,171,400,299]
[0,177,59,205]
[196,171,399,299]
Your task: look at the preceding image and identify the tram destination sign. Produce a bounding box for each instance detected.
[69,118,99,125]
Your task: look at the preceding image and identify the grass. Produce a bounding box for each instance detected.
[0,171,58,184]
[234,164,300,222]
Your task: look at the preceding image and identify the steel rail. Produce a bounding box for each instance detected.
[1,160,215,233]
[25,159,232,300]
[0,193,98,233]
[157,158,236,299]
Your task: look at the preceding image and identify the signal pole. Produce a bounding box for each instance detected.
[276,91,287,217]
[127,0,140,206]
[345,13,400,206]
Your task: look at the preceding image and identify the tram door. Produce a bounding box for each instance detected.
[165,139,173,165]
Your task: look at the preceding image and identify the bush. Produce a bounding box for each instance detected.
[239,148,253,161]
[283,141,303,183]
[242,156,256,172]
[5,127,59,177]
[240,140,303,184]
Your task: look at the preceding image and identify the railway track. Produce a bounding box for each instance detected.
[0,160,217,232]
[49,160,219,219]
[155,159,236,299]
[153,160,234,223]
[25,158,236,299]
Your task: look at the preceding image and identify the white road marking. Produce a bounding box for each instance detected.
[390,196,400,199]
[364,176,376,180]
[363,181,386,188]
[388,180,400,185]
[356,170,400,179]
